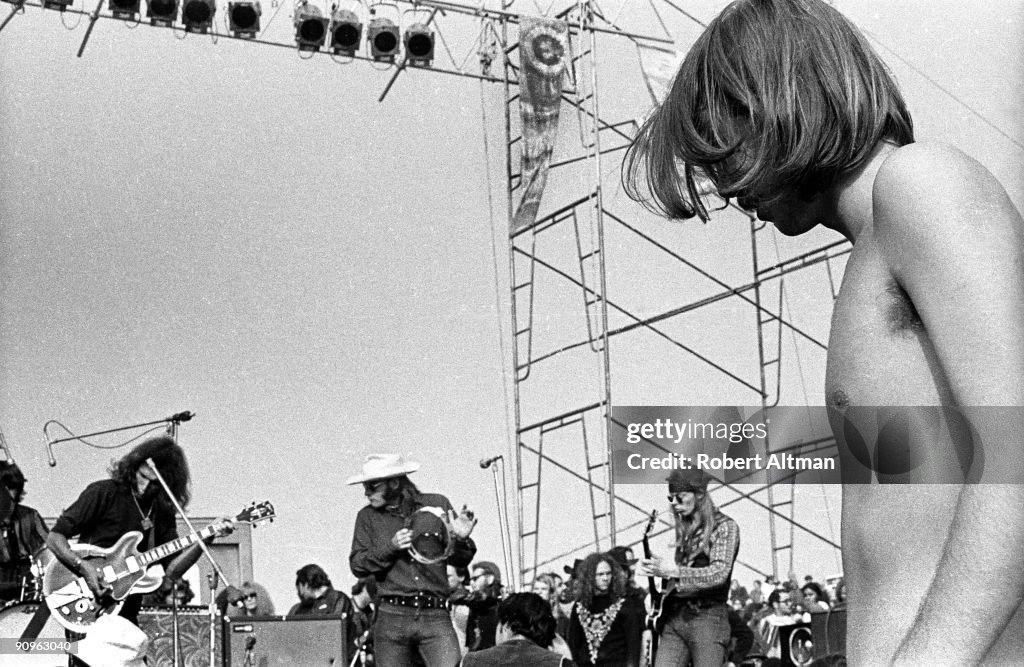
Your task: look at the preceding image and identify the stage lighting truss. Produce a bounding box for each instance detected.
[294,1,329,52]
[108,0,141,20]
[147,0,179,26]
[403,22,434,66]
[228,1,262,38]
[329,8,363,57]
[182,0,216,33]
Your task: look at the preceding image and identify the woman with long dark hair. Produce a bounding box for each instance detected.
[565,552,644,667]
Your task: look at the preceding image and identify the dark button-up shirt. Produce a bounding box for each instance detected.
[350,492,476,598]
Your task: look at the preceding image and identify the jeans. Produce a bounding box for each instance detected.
[654,602,730,667]
[374,603,462,667]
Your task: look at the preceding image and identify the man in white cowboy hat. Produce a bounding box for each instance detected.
[348,453,479,667]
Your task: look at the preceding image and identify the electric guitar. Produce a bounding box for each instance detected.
[642,507,679,664]
[642,509,664,637]
[42,500,275,633]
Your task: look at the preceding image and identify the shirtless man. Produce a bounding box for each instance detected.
[623,1,1024,664]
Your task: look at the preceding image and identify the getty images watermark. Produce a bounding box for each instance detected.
[610,406,1024,485]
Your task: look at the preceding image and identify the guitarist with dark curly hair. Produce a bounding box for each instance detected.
[45,435,235,664]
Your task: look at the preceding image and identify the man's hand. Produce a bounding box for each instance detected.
[391,528,413,550]
[448,505,477,539]
[204,516,235,542]
[636,555,678,580]
[79,560,111,599]
[223,584,244,606]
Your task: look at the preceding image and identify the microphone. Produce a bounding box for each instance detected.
[479,455,503,469]
[167,411,194,423]
[45,434,56,467]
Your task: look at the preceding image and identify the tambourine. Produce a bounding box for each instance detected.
[405,506,453,565]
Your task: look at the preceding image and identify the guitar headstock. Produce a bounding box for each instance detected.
[644,509,658,538]
[235,501,275,527]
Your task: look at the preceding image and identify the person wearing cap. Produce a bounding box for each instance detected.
[636,468,739,667]
[348,453,479,667]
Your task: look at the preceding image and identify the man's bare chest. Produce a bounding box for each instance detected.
[825,241,951,408]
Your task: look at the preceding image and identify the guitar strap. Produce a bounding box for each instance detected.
[19,601,52,641]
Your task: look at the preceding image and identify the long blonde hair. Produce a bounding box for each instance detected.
[675,492,717,565]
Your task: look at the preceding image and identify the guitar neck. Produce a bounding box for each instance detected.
[136,523,222,567]
[642,535,659,597]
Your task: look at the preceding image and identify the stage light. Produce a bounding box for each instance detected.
[367,16,399,62]
[228,1,261,38]
[41,0,72,9]
[294,3,329,52]
[403,23,434,66]
[108,0,141,20]
[147,0,178,26]
[329,9,362,57]
[181,0,216,33]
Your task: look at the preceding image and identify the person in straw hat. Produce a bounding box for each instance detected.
[348,453,478,667]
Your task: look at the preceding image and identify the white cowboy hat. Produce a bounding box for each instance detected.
[75,614,149,667]
[345,454,420,485]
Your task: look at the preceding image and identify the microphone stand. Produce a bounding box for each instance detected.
[349,629,370,667]
[207,573,220,667]
[145,456,231,667]
[43,411,194,466]
[482,457,516,591]
[170,582,181,667]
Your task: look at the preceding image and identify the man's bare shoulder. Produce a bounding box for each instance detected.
[871,142,1022,258]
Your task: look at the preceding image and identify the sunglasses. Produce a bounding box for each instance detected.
[667,493,694,503]
[362,481,387,493]
[244,593,258,600]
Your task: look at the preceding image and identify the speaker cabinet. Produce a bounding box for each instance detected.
[809,608,847,658]
[139,606,220,667]
[223,615,347,666]
[779,621,814,667]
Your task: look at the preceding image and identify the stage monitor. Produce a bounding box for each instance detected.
[223,615,347,666]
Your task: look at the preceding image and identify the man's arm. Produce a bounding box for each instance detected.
[875,142,1024,665]
[349,510,400,578]
[641,519,739,592]
[45,531,110,598]
[164,517,235,581]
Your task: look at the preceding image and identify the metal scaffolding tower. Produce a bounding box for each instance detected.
[497,1,844,585]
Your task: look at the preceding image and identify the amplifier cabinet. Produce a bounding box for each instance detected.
[223,615,347,666]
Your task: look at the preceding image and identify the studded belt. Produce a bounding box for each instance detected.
[379,594,450,610]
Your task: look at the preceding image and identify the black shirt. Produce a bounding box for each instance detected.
[51,479,178,561]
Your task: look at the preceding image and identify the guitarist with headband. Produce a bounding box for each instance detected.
[45,435,234,664]
[637,468,739,667]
